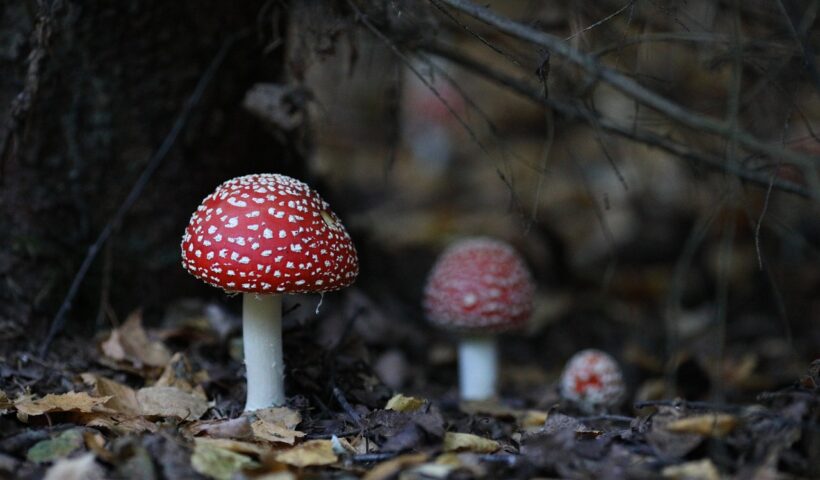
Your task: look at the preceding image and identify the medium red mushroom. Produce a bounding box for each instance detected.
[423,237,534,400]
[559,349,625,412]
[181,174,358,410]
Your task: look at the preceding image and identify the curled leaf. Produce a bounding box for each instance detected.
[443,432,500,454]
[386,394,426,413]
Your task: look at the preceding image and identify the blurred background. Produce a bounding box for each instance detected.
[2,0,819,408]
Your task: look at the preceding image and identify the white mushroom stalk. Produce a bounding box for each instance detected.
[242,293,284,410]
[458,335,498,400]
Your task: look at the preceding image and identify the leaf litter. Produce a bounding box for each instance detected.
[0,304,817,479]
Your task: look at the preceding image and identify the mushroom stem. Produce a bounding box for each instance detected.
[458,335,498,400]
[242,293,285,410]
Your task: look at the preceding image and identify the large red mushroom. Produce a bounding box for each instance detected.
[181,173,358,410]
[423,237,534,400]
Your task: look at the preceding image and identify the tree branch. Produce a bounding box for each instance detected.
[436,0,819,179]
[419,42,813,199]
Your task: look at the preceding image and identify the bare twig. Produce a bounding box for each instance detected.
[419,42,814,199]
[436,0,819,178]
[39,31,249,356]
[565,0,636,42]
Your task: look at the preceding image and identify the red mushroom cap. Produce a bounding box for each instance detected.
[423,237,534,333]
[180,174,358,294]
[560,349,625,409]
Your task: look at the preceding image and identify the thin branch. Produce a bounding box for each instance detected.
[418,42,814,199]
[565,0,636,42]
[437,0,819,178]
[39,31,249,357]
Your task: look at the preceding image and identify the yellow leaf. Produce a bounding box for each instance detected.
[519,410,548,428]
[666,414,737,438]
[15,392,112,417]
[251,419,305,445]
[136,386,209,419]
[274,440,338,467]
[662,459,720,480]
[443,432,500,453]
[385,394,425,413]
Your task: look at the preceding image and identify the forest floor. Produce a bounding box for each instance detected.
[0,297,818,480]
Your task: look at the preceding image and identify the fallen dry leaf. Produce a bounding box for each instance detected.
[194,437,268,457]
[43,453,104,480]
[662,458,720,480]
[251,419,305,445]
[15,392,112,418]
[363,453,429,480]
[519,410,549,428]
[191,440,258,480]
[81,413,159,434]
[155,352,208,398]
[136,386,209,419]
[666,414,738,438]
[82,373,141,416]
[274,440,338,467]
[255,406,302,430]
[386,394,426,413]
[186,417,253,440]
[100,310,171,369]
[443,432,500,453]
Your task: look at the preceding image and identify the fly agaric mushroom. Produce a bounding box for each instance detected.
[560,349,625,412]
[181,174,358,411]
[423,237,534,400]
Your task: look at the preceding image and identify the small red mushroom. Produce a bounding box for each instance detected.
[560,349,625,411]
[181,173,358,410]
[423,237,534,400]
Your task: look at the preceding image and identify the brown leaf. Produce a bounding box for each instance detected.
[362,453,429,480]
[80,413,159,434]
[100,310,171,369]
[255,407,302,430]
[186,417,253,440]
[666,414,738,438]
[15,392,112,418]
[274,440,338,467]
[250,419,305,445]
[82,373,142,416]
[136,386,209,420]
[155,352,207,398]
[194,437,268,457]
[443,432,500,453]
